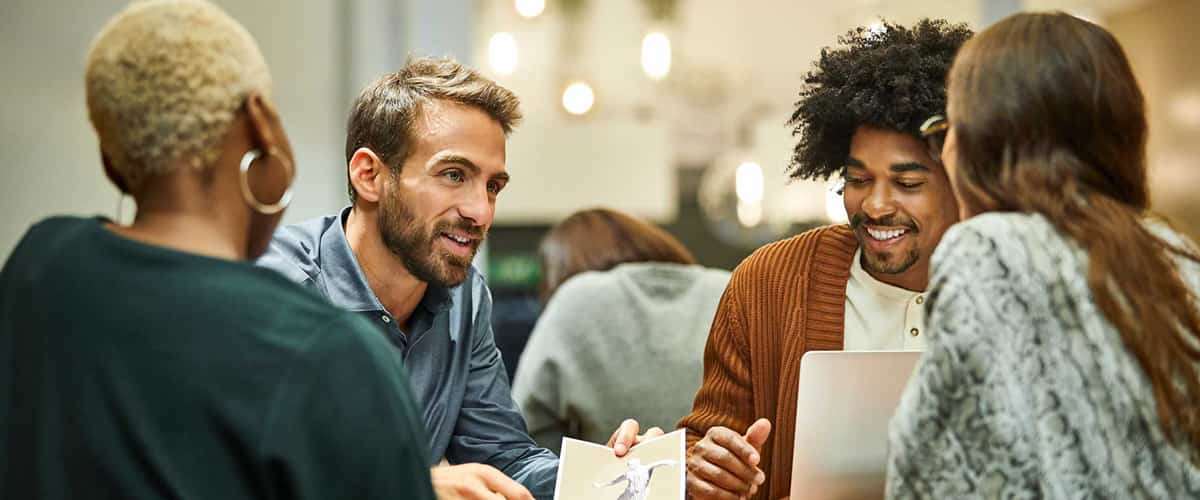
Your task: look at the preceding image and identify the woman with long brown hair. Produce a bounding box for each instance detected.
[511,208,730,453]
[887,12,1200,498]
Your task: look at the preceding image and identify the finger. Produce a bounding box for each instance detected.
[743,418,772,453]
[694,438,763,487]
[636,426,665,444]
[687,453,755,494]
[705,429,765,479]
[477,466,533,500]
[609,419,639,456]
[686,473,742,500]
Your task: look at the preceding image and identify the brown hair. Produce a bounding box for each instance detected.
[538,208,696,301]
[344,56,522,202]
[948,12,1200,454]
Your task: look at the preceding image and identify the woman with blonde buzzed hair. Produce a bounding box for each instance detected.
[0,1,434,498]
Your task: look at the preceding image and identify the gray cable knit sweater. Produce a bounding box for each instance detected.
[887,213,1200,499]
[511,262,730,454]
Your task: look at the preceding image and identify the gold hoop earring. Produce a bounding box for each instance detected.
[239,147,294,215]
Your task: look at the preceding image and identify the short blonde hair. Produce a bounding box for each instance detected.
[86,0,271,191]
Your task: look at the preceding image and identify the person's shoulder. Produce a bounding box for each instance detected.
[256,213,342,282]
[731,224,855,284]
[5,216,102,269]
[948,212,1053,240]
[935,213,1058,263]
[203,260,345,325]
[930,213,1072,292]
[694,264,733,285]
[16,215,97,247]
[299,309,396,364]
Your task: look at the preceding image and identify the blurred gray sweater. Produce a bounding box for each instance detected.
[512,262,731,453]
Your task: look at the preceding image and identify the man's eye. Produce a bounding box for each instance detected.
[487,181,501,194]
[897,181,924,189]
[845,177,868,185]
[444,170,464,182]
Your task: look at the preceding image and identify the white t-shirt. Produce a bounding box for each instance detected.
[843,249,927,351]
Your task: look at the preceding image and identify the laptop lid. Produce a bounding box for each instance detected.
[788,350,920,500]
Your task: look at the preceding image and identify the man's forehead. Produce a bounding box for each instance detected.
[409,101,507,172]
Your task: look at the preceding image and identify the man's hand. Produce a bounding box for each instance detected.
[686,418,772,500]
[607,418,666,457]
[431,463,533,500]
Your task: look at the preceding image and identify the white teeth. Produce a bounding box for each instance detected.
[445,234,470,244]
[866,228,907,241]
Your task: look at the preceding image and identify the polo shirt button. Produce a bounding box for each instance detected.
[910,327,920,337]
[382,315,391,323]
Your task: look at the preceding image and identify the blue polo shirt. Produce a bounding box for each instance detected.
[257,207,558,499]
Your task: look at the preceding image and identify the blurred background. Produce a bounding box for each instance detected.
[2,0,1197,372]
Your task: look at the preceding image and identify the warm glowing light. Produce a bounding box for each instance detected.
[488,32,518,76]
[735,161,764,204]
[562,82,595,115]
[641,32,672,80]
[515,0,545,18]
[737,201,763,227]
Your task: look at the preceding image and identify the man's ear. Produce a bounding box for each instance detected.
[243,91,279,152]
[101,151,130,194]
[348,147,389,203]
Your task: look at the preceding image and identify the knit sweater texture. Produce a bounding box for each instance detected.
[886,213,1200,498]
[677,224,857,500]
[512,262,731,454]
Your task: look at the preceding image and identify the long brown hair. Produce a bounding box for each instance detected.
[538,208,696,301]
[948,12,1200,454]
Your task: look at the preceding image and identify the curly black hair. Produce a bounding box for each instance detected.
[787,19,973,181]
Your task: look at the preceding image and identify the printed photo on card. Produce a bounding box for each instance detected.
[554,429,685,500]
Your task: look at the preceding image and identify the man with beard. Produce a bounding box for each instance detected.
[613,20,973,500]
[258,57,592,500]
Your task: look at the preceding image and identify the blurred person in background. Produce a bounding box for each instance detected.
[0,1,433,498]
[511,208,730,454]
[258,58,659,500]
[887,12,1200,498]
[614,20,973,500]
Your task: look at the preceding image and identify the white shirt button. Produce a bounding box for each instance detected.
[915,295,925,305]
[381,315,391,323]
[910,327,920,337]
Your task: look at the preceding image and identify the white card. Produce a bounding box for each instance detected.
[554,429,686,500]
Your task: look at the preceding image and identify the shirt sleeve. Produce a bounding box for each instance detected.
[885,224,1041,499]
[445,284,559,500]
[675,276,755,454]
[258,313,436,500]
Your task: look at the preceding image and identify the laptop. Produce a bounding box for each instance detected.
[788,350,921,500]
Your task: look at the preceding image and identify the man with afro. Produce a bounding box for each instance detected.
[660,19,971,499]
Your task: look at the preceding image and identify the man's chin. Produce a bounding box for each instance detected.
[862,251,917,276]
[430,258,473,287]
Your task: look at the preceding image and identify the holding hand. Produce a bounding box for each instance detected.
[607,418,666,456]
[686,418,772,500]
[432,463,533,500]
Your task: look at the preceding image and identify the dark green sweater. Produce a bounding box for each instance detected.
[0,217,435,499]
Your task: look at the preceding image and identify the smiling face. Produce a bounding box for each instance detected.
[377,99,509,288]
[842,125,959,290]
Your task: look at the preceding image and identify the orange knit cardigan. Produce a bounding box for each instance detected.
[678,224,858,500]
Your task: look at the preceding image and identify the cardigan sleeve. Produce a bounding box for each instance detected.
[676,274,756,452]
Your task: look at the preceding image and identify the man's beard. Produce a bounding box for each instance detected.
[378,192,484,288]
[849,212,920,275]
